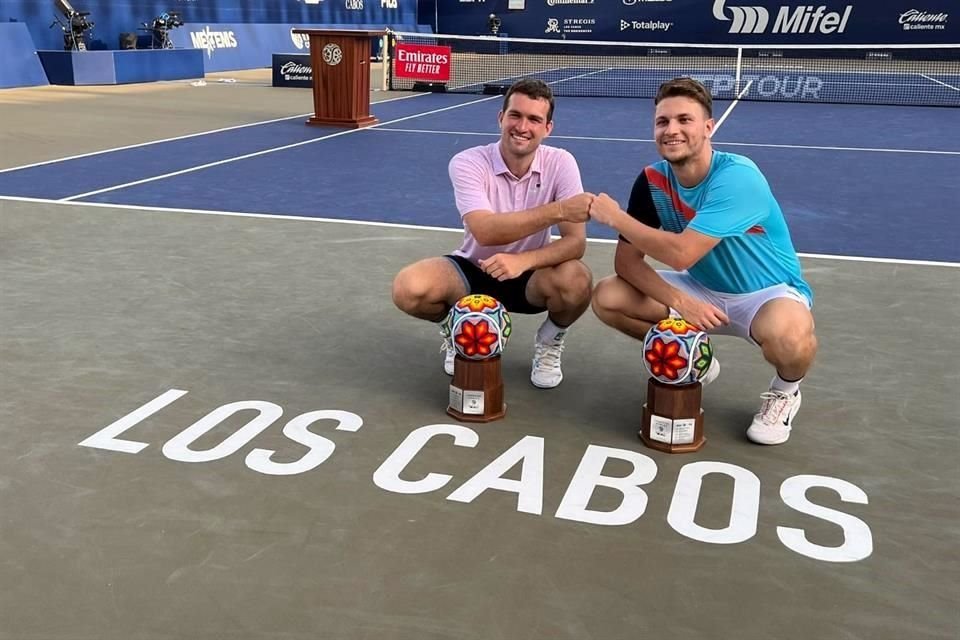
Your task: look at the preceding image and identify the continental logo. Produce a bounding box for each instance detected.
[712,0,852,34]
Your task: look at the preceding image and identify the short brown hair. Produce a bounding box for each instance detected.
[655,77,713,118]
[503,78,555,122]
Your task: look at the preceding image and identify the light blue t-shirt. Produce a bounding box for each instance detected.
[635,151,812,305]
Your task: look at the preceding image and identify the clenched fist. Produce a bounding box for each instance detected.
[558,192,595,223]
[588,193,624,228]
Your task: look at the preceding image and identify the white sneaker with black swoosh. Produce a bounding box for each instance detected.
[746,389,802,445]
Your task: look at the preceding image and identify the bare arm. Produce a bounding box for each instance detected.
[614,240,729,330]
[614,240,685,309]
[464,193,592,247]
[464,201,561,246]
[478,218,586,280]
[591,194,720,270]
[519,218,586,268]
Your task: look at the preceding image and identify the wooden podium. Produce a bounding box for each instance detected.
[640,379,706,453]
[292,29,385,128]
[447,356,506,423]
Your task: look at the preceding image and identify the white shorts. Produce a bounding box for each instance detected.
[658,270,811,346]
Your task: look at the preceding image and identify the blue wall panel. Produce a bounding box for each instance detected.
[0,22,48,87]
[37,49,204,84]
[113,49,205,82]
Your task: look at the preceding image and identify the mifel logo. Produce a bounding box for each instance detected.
[712,0,768,33]
[712,0,852,34]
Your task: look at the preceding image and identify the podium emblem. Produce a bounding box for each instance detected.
[322,43,343,66]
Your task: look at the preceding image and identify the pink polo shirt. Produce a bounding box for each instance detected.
[448,142,584,266]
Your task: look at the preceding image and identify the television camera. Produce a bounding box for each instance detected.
[142,10,184,49]
[50,0,94,51]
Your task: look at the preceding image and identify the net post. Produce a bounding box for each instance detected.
[380,33,388,91]
[384,32,394,91]
[735,47,742,96]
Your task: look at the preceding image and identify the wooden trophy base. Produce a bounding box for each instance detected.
[447,355,505,423]
[306,115,378,128]
[640,378,706,453]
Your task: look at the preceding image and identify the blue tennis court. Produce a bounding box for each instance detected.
[2,91,957,262]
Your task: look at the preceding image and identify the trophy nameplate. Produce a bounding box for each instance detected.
[640,378,705,453]
[447,355,505,422]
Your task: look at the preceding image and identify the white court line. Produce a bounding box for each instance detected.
[59,69,612,202]
[2,194,957,268]
[370,128,960,156]
[918,73,960,92]
[714,140,960,155]
[0,92,433,176]
[59,94,501,202]
[713,80,753,133]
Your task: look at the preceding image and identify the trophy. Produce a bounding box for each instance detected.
[638,317,713,453]
[445,295,511,423]
[448,354,506,422]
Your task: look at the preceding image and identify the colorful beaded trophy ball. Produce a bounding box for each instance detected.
[642,316,713,386]
[446,294,511,422]
[447,294,512,360]
[639,317,712,453]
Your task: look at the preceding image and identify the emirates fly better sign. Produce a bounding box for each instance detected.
[393,43,451,82]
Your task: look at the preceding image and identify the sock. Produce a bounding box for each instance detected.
[770,373,802,396]
[537,316,568,343]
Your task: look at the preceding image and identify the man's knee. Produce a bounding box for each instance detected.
[591,276,619,318]
[392,267,435,315]
[591,275,643,325]
[559,261,593,302]
[783,327,818,359]
[542,260,593,306]
[761,320,817,362]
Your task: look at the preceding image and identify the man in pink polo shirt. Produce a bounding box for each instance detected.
[392,78,594,388]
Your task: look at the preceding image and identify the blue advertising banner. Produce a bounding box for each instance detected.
[0,0,419,51]
[432,0,958,45]
[169,22,408,72]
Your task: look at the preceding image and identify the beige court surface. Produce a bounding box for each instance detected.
[0,72,957,640]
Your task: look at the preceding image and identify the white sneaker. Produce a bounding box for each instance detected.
[531,335,565,388]
[700,357,720,386]
[746,389,802,445]
[441,337,455,376]
[440,324,455,376]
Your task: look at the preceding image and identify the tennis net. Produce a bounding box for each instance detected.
[387,32,960,107]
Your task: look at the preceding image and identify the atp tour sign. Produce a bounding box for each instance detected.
[393,43,452,82]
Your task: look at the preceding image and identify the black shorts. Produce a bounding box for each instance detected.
[445,254,546,315]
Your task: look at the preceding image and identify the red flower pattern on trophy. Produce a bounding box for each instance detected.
[454,318,499,358]
[644,337,687,381]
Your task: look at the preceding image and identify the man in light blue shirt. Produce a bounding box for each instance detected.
[590,78,817,446]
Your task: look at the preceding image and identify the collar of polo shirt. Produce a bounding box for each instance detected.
[492,144,544,181]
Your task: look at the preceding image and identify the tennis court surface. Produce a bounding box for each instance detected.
[0,46,957,640]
